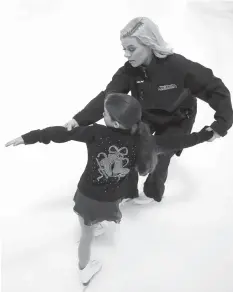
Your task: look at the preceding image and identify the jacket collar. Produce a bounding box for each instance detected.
[141,55,158,76]
[107,126,131,134]
[125,55,167,79]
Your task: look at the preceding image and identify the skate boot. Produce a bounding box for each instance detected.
[119,198,133,207]
[92,221,108,237]
[79,260,102,286]
[132,192,154,205]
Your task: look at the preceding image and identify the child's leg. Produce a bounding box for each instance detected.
[78,216,94,269]
[78,216,102,286]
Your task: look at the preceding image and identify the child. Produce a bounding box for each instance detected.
[5,93,214,287]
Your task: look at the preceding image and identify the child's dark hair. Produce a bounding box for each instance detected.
[105,93,158,176]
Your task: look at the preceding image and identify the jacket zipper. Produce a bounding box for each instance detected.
[139,67,148,100]
[142,67,148,79]
[185,110,190,119]
[140,89,144,100]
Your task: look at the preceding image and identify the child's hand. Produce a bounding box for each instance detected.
[205,127,221,142]
[5,137,24,147]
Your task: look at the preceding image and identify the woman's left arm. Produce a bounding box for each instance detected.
[179,55,233,138]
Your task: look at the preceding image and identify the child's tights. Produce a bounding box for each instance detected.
[78,216,94,269]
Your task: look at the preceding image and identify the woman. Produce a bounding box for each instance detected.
[64,17,233,205]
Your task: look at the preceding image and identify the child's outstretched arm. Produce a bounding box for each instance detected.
[5,137,24,147]
[5,125,96,147]
[155,126,214,154]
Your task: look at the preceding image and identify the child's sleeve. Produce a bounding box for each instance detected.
[22,125,97,145]
[155,126,214,154]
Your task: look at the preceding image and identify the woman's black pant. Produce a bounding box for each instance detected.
[125,109,197,202]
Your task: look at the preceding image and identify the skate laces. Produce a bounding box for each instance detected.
[90,260,99,267]
[93,223,103,230]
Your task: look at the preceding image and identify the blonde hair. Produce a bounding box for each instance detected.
[120,17,173,59]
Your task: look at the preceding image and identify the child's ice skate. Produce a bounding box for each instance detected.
[132,192,154,205]
[92,221,108,237]
[119,198,132,207]
[79,260,102,287]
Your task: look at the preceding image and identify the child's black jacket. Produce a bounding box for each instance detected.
[22,124,213,202]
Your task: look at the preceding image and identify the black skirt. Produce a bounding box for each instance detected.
[73,189,122,226]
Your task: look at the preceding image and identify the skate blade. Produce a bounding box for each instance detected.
[81,265,102,290]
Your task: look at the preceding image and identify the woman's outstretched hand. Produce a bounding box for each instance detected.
[63,119,79,131]
[5,137,24,147]
[205,127,221,142]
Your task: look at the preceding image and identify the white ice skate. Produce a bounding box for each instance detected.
[93,221,108,237]
[119,198,133,207]
[132,193,154,205]
[79,260,102,287]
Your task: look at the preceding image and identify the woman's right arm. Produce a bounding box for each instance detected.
[155,126,214,154]
[65,65,130,129]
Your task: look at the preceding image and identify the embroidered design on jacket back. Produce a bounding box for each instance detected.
[96,145,130,182]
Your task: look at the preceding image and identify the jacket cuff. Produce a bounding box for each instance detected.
[210,121,227,137]
[199,126,214,141]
